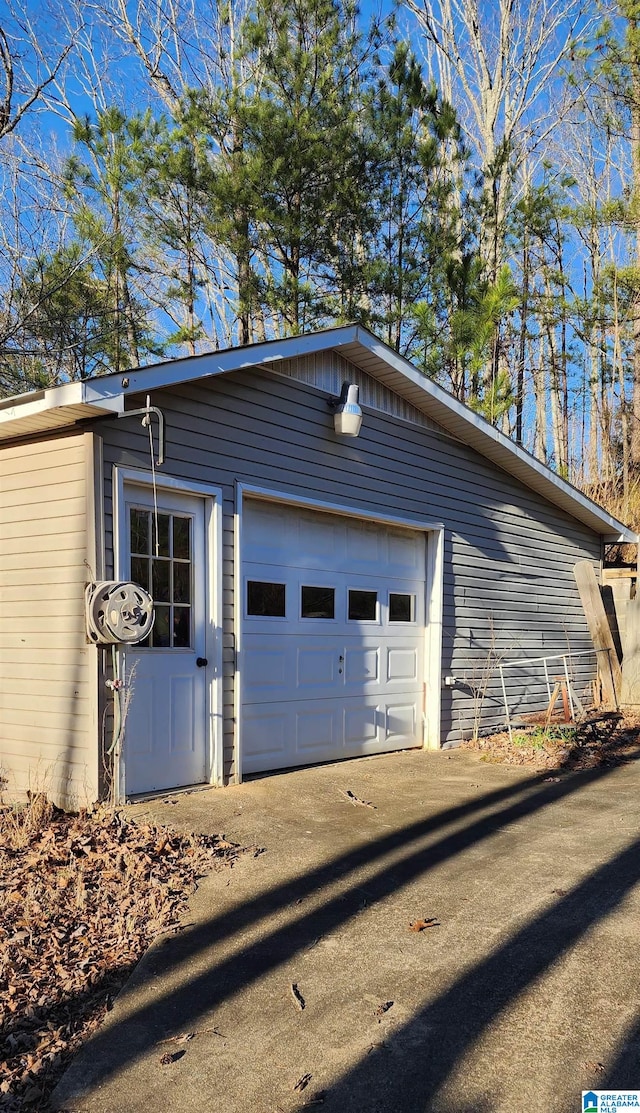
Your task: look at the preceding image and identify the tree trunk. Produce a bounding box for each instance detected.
[631,58,640,466]
[516,222,529,446]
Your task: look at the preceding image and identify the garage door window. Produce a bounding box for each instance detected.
[247,581,286,617]
[301,585,335,619]
[348,589,377,621]
[389,592,415,623]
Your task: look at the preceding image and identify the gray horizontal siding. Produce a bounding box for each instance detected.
[96,363,600,781]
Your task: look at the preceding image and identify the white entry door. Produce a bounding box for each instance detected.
[122,485,208,794]
[241,501,426,774]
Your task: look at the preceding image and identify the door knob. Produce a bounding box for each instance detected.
[196,657,208,668]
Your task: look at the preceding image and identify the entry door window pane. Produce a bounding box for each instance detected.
[156,514,170,557]
[301,585,335,619]
[173,562,191,604]
[173,516,190,559]
[130,509,150,555]
[173,607,191,648]
[389,593,415,623]
[129,508,192,648]
[131,556,150,593]
[247,581,286,617]
[348,589,377,621]
[152,560,171,603]
[153,605,171,647]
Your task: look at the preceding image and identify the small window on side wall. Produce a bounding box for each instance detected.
[247,581,286,617]
[389,593,415,623]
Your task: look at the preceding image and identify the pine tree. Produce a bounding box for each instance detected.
[64,107,158,372]
[137,112,213,353]
[364,43,459,352]
[203,0,373,336]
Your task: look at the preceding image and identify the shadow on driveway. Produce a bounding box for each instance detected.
[53,751,640,1112]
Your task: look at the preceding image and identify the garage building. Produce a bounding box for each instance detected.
[0,325,633,807]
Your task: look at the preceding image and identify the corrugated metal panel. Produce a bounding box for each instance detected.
[98,367,602,780]
[0,432,99,808]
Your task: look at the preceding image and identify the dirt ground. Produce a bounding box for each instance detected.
[0,799,250,1112]
[461,709,640,770]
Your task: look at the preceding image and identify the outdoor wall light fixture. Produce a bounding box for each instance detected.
[328,382,363,437]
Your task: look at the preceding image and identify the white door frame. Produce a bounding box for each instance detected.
[234,482,444,782]
[113,465,224,798]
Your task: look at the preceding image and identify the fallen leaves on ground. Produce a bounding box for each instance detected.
[340,790,376,809]
[290,983,305,1011]
[374,1000,393,1017]
[0,797,249,1112]
[293,1072,312,1092]
[159,1049,186,1066]
[408,918,440,932]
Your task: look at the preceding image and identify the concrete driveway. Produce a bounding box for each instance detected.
[52,749,640,1113]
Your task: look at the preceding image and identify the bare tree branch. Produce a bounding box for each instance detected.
[0,11,76,141]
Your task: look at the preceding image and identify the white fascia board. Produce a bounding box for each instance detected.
[346,328,635,543]
[0,379,124,423]
[0,382,79,425]
[0,330,357,433]
[82,325,363,403]
[0,381,124,442]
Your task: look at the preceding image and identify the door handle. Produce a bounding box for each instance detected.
[196,657,208,668]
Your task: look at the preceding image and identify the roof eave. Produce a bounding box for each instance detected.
[0,379,124,442]
[0,324,634,542]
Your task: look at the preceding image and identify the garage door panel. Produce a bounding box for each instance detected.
[242,501,426,774]
[243,707,288,763]
[244,645,288,690]
[245,638,413,700]
[243,505,293,563]
[300,515,341,562]
[346,520,384,565]
[243,693,422,773]
[296,706,338,751]
[385,702,417,739]
[297,646,337,686]
[387,647,419,682]
[344,647,379,684]
[344,704,380,745]
[387,529,424,574]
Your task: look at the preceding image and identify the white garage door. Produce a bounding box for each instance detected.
[241,501,426,774]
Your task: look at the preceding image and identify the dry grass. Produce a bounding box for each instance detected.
[0,798,251,1112]
[581,474,640,564]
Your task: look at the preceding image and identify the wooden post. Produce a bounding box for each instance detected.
[544,682,561,727]
[622,598,640,705]
[574,560,622,708]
